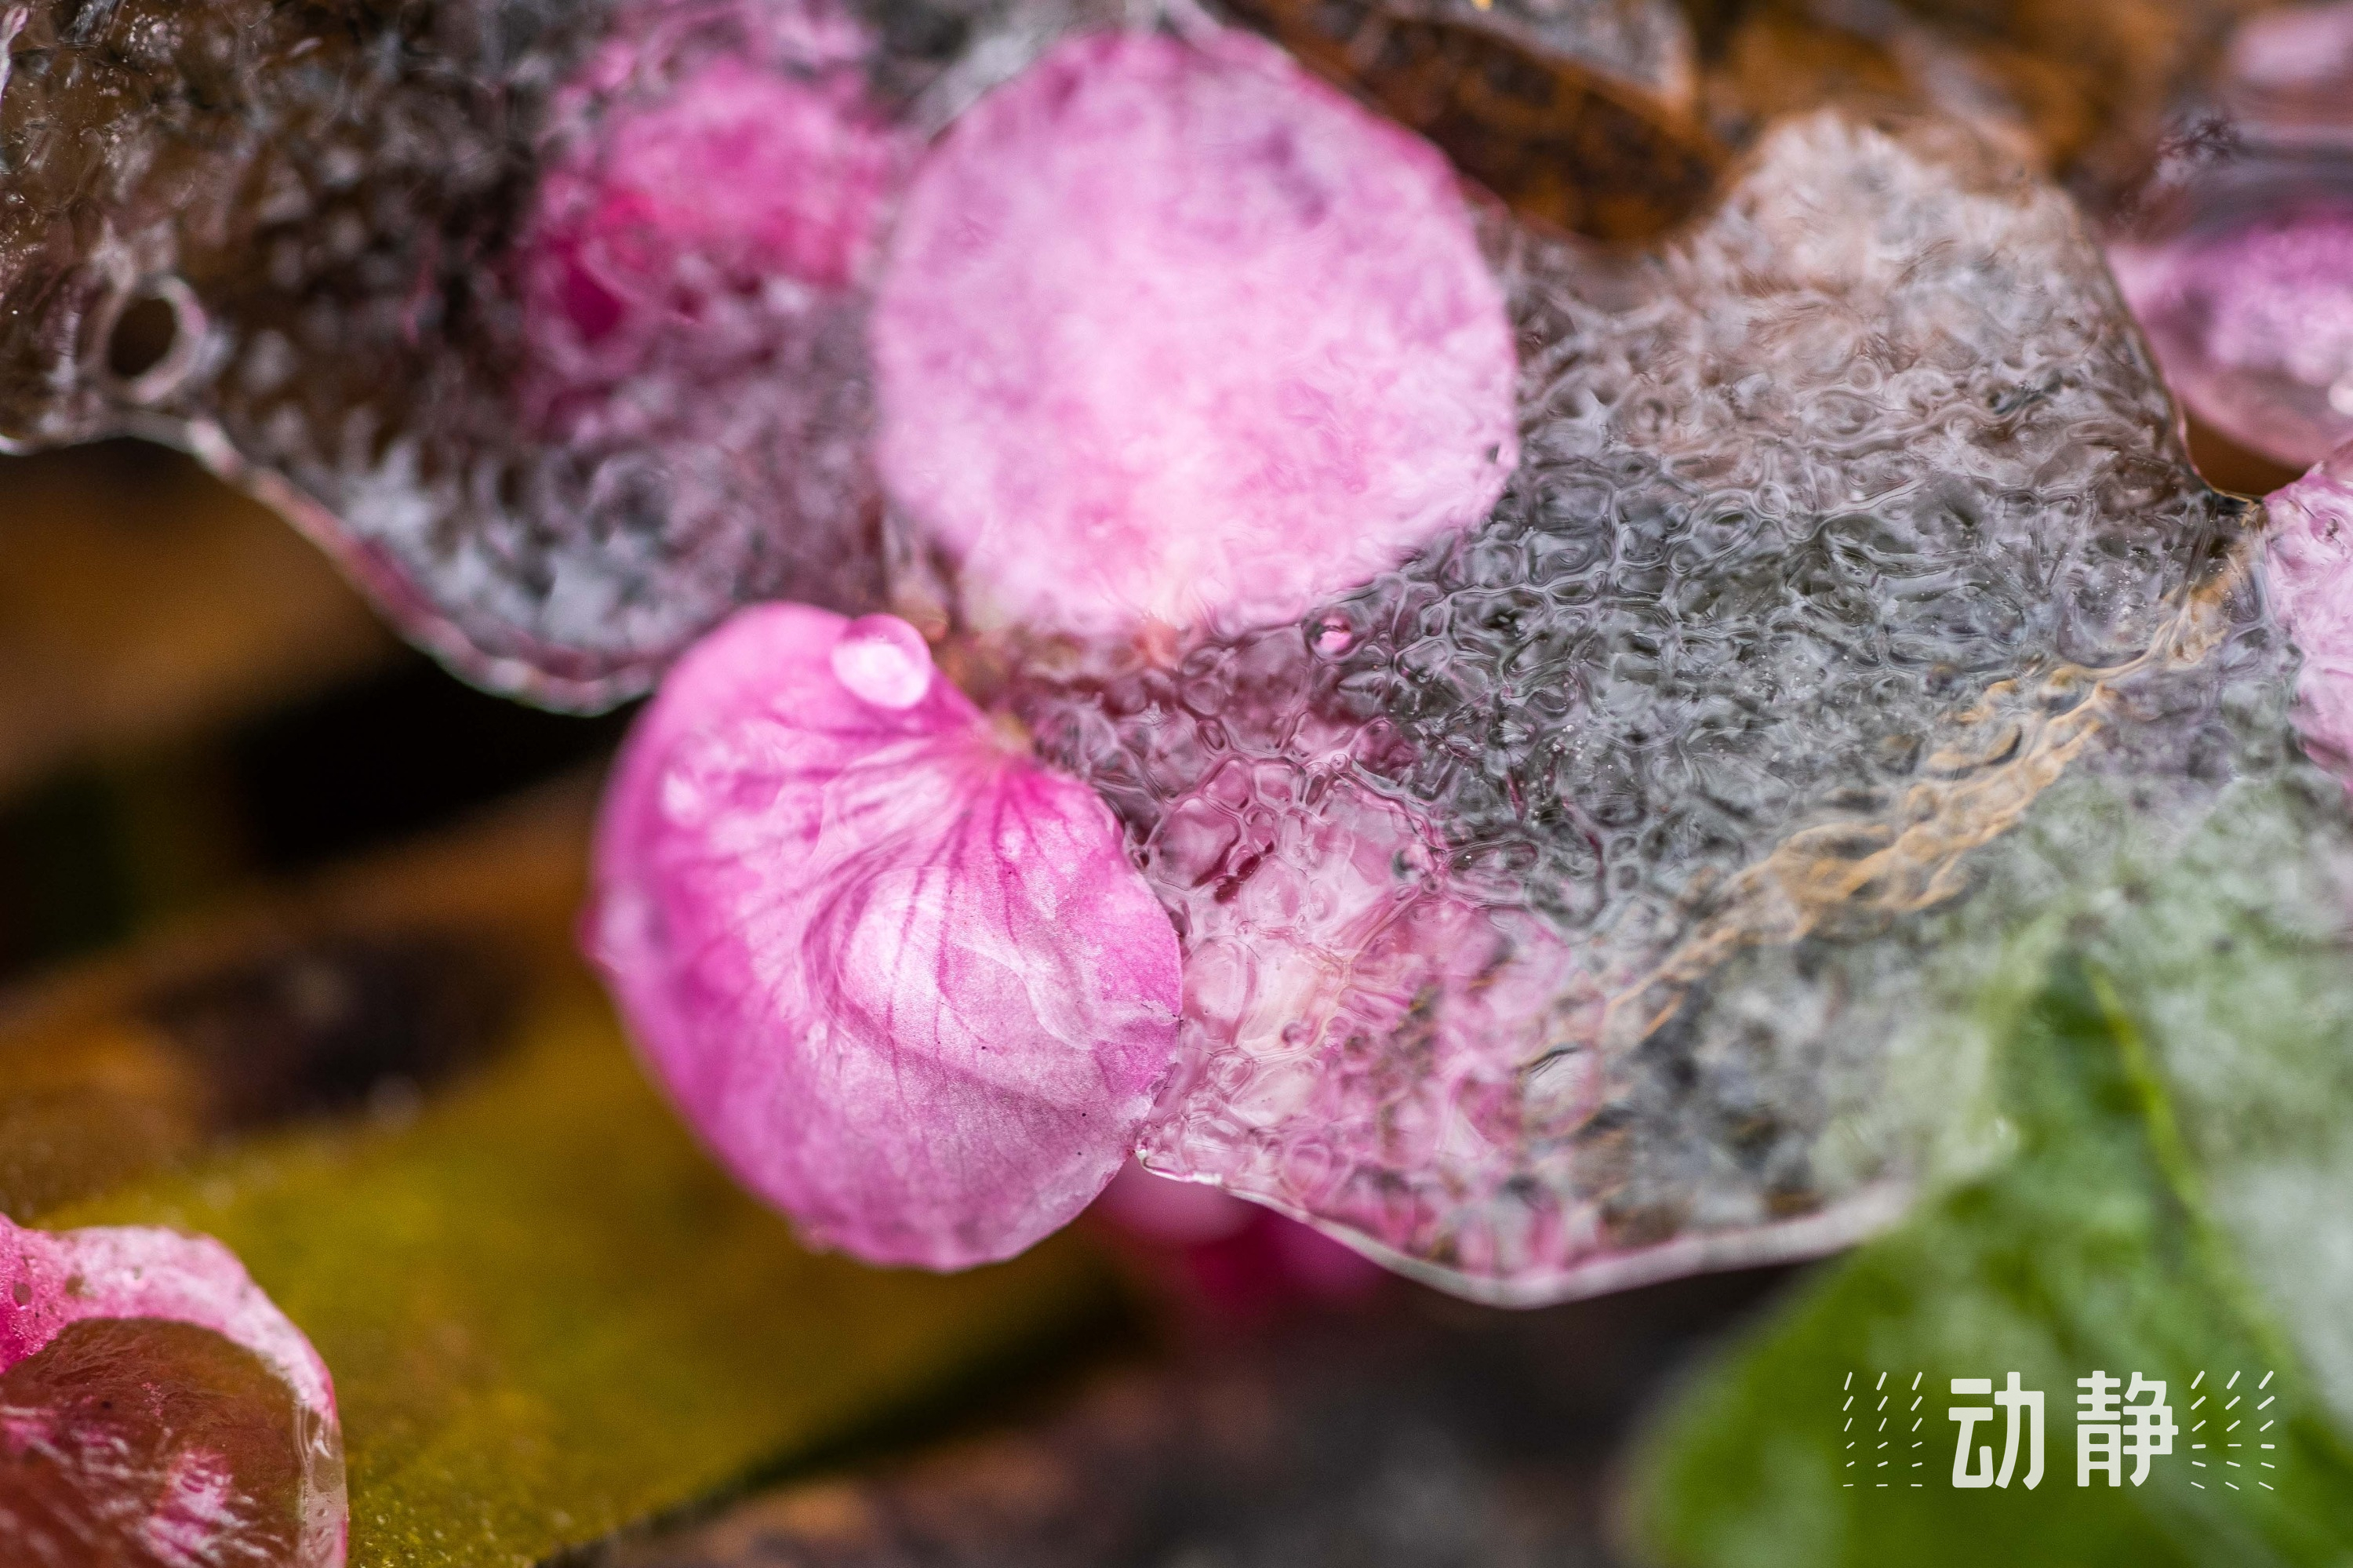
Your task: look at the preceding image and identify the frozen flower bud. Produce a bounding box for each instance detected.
[871,27,1519,642]
[588,605,1183,1268]
[0,1216,346,1568]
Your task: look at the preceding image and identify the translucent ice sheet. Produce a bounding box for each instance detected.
[0,0,1024,706]
[1009,109,2282,1302]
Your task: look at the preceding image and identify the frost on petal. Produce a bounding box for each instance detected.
[1016,111,2255,1303]
[0,1216,345,1568]
[2264,442,2353,775]
[871,28,1519,642]
[587,605,1182,1268]
[0,0,919,708]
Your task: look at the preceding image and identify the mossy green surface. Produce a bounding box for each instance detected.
[1629,951,2353,1568]
[47,980,1111,1568]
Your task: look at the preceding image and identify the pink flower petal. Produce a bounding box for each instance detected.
[588,605,1184,1268]
[524,51,906,377]
[2106,5,2353,470]
[2265,440,2353,775]
[871,27,1519,641]
[2111,206,2353,470]
[0,1216,345,1568]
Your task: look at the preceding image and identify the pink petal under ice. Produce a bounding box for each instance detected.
[2266,439,2353,774]
[0,1215,346,1568]
[1134,779,1594,1292]
[587,606,1184,1268]
[871,27,1520,641]
[2111,207,2353,470]
[2106,5,2353,471]
[525,52,904,371]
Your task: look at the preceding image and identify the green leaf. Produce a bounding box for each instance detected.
[1628,947,2353,1567]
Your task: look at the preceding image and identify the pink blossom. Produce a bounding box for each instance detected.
[587,605,1184,1268]
[871,28,1519,642]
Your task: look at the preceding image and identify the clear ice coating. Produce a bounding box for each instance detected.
[0,1216,347,1567]
[21,0,2353,1313]
[0,0,2237,708]
[0,0,949,707]
[1008,109,2258,1301]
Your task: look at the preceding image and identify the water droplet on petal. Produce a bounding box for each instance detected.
[830,614,934,708]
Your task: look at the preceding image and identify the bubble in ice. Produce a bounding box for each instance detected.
[0,1215,346,1568]
[587,603,1182,1269]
